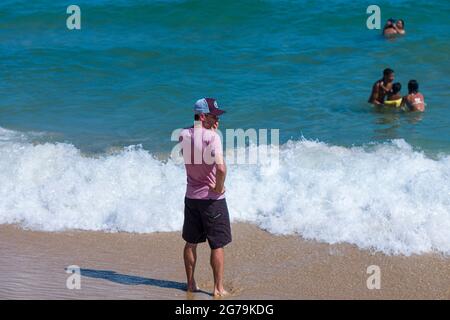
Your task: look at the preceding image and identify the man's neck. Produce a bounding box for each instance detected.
[194,121,203,128]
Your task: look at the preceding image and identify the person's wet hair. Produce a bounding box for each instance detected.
[383,68,394,76]
[392,82,401,94]
[408,80,419,94]
[383,18,396,30]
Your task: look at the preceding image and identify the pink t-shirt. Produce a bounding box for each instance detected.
[179,126,225,200]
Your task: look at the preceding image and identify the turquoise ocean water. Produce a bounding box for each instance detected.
[0,1,449,254]
[1,0,449,153]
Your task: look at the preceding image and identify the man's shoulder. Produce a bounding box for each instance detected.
[179,126,221,141]
[180,126,194,135]
[205,129,222,142]
[179,127,194,142]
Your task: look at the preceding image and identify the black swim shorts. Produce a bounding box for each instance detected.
[182,197,232,249]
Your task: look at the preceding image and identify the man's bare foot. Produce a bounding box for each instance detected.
[186,282,201,292]
[213,289,230,298]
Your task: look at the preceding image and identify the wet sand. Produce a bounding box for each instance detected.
[0,223,449,300]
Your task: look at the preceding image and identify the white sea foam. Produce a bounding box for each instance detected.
[1,127,449,255]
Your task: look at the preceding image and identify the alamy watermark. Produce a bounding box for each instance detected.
[366,5,381,30]
[67,5,383,31]
[170,126,280,166]
[66,5,81,30]
[366,265,381,290]
[66,265,81,290]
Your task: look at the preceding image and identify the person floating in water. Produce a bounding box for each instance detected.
[394,19,406,35]
[383,18,397,37]
[383,18,406,37]
[383,82,402,108]
[402,80,426,112]
[368,68,395,105]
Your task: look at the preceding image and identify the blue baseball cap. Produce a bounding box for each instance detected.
[194,98,226,116]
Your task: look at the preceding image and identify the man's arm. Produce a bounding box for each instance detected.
[368,82,382,105]
[400,96,407,107]
[392,25,405,34]
[210,130,226,194]
[213,161,227,194]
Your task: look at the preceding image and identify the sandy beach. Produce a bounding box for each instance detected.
[0,223,448,300]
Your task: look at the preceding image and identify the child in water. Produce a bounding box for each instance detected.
[384,82,402,107]
[402,80,426,112]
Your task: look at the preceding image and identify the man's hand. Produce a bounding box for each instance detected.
[209,183,225,194]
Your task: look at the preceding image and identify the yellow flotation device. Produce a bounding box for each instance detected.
[383,98,402,108]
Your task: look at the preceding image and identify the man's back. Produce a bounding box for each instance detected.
[179,126,224,200]
[405,93,425,112]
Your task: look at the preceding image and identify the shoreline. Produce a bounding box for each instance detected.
[0,223,449,300]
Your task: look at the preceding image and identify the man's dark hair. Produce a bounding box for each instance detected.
[383,68,394,76]
[194,114,200,121]
[408,80,419,94]
[392,82,402,94]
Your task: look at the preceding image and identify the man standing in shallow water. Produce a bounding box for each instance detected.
[179,98,231,297]
[368,68,395,105]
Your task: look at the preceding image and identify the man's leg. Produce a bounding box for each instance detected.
[184,242,199,292]
[210,247,228,296]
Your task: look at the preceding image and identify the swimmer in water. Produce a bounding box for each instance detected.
[383,18,397,37]
[384,82,402,108]
[394,19,406,35]
[402,80,426,112]
[383,18,406,37]
[368,68,395,105]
